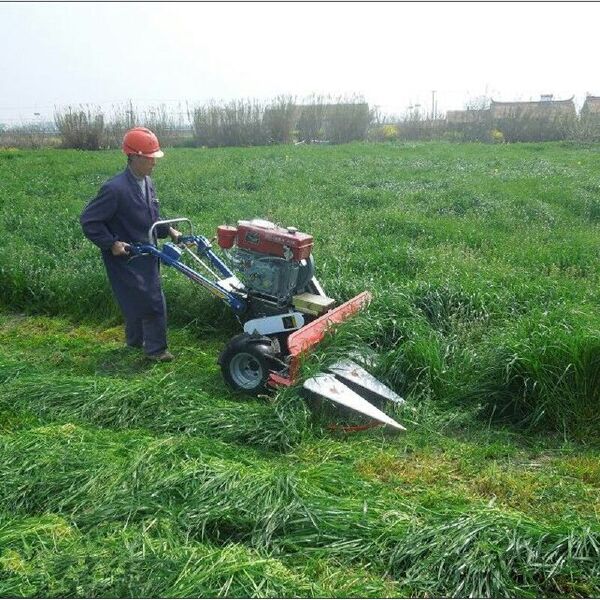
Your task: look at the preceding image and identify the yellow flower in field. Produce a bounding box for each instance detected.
[52,521,75,539]
[383,124,398,140]
[490,129,504,144]
[0,550,29,574]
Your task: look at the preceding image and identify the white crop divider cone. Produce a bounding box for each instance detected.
[303,360,406,432]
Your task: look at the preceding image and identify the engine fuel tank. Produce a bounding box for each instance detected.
[235,219,313,261]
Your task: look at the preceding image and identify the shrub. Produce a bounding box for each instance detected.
[103,102,138,149]
[189,99,269,148]
[263,95,297,144]
[325,96,372,144]
[142,104,190,147]
[54,106,105,150]
[100,103,191,150]
[296,96,327,143]
[489,128,504,143]
[367,123,399,142]
[492,110,575,143]
[383,124,399,140]
[569,116,600,142]
[398,118,448,141]
[0,124,58,150]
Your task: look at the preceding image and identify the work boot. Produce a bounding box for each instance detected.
[147,350,175,362]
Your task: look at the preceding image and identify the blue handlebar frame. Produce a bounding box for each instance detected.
[131,235,247,314]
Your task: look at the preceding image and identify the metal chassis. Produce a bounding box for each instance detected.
[132,221,378,395]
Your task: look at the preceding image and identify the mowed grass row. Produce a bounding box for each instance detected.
[1,313,600,597]
[1,421,600,598]
[0,314,309,451]
[0,512,401,598]
[2,313,600,521]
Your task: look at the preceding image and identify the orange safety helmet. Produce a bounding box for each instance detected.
[122,127,164,158]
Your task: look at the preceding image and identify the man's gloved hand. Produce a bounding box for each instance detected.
[169,228,183,244]
[111,241,131,256]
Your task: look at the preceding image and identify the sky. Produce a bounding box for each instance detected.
[1,2,599,125]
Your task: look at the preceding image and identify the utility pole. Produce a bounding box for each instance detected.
[431,90,437,120]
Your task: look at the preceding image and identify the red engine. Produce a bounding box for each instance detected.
[217,219,313,261]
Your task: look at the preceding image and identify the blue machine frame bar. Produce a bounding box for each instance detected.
[132,236,247,314]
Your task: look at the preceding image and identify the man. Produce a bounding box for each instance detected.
[80,127,180,361]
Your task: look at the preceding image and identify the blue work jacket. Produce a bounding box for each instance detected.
[80,167,170,325]
[80,168,169,252]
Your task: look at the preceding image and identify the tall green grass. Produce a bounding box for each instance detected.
[388,508,600,598]
[2,142,600,597]
[1,143,599,435]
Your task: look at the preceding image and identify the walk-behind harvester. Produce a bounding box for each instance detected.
[132,218,406,431]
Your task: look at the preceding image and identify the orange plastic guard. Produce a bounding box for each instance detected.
[267,291,372,388]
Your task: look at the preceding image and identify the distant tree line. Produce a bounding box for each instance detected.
[0,95,372,150]
[2,94,600,149]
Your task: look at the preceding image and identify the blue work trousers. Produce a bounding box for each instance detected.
[103,252,168,356]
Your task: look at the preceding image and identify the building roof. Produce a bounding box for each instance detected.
[582,96,600,115]
[490,97,575,119]
[490,97,574,107]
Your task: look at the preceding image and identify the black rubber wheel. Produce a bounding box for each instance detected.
[218,333,277,395]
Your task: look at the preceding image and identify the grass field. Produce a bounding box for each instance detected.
[1,141,600,597]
